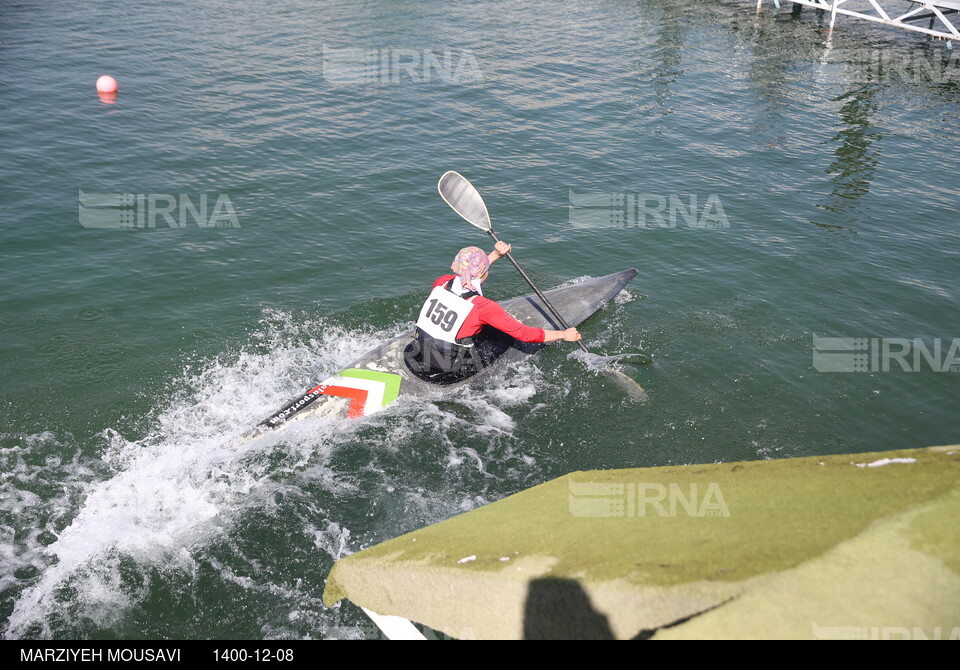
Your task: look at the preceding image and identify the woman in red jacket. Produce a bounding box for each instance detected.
[404,242,581,383]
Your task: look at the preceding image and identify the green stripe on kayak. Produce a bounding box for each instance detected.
[339,368,402,406]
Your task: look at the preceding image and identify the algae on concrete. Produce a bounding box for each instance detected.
[323,446,960,639]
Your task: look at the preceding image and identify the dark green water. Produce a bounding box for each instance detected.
[1,0,958,639]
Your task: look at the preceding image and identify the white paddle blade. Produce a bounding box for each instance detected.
[438,171,492,231]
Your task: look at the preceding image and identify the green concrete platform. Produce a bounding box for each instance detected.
[323,446,960,639]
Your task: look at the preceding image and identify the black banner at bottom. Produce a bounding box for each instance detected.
[9,640,346,663]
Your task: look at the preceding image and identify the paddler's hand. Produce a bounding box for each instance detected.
[490,241,511,263]
[544,327,583,343]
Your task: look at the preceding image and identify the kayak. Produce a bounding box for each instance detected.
[255,268,637,431]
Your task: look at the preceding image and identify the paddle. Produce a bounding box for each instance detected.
[437,171,649,401]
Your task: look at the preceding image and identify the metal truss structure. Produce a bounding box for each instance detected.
[758,0,960,44]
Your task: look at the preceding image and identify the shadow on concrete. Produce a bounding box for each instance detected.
[523,577,615,640]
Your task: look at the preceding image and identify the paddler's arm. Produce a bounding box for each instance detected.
[479,243,581,343]
[474,299,581,343]
[542,328,582,342]
[488,240,511,264]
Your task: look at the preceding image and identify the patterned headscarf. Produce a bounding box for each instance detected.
[450,246,490,293]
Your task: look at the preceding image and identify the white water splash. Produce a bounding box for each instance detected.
[310,521,352,561]
[566,350,650,403]
[3,312,397,639]
[2,310,555,639]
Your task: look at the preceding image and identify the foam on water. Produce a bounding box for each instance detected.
[2,309,558,639]
[0,432,105,607]
[2,311,397,638]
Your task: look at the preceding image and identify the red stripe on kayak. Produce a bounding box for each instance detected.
[320,385,368,419]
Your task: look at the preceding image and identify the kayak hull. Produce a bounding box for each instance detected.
[258,269,638,429]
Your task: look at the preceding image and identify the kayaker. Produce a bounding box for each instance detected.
[404,242,581,383]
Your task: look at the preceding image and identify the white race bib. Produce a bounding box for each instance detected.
[415,286,476,344]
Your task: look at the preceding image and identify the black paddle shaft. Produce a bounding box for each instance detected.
[487,230,590,354]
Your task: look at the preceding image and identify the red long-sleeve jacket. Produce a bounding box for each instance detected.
[432,275,546,343]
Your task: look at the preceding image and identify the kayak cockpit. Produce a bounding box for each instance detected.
[401,326,518,386]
